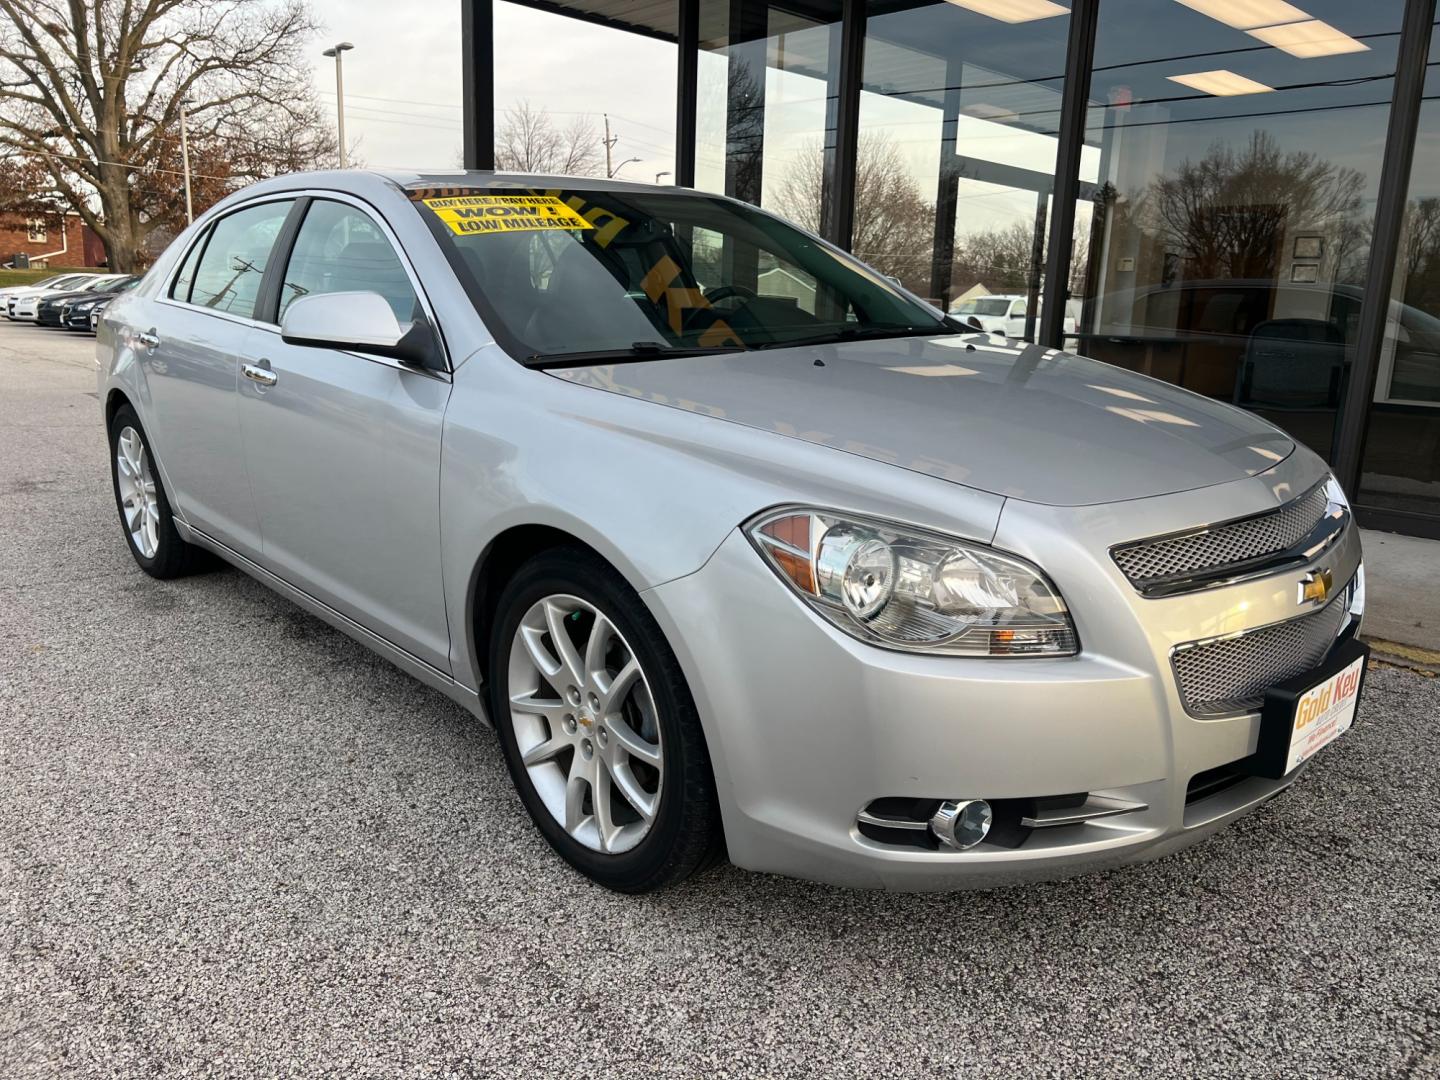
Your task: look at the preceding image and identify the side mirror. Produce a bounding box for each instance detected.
[281,291,437,368]
[966,315,985,332]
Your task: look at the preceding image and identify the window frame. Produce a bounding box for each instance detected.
[162,194,299,327]
[266,193,452,375]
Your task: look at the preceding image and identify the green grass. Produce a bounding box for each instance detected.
[0,267,93,287]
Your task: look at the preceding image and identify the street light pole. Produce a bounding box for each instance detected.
[179,99,194,224]
[322,42,355,168]
[654,170,671,184]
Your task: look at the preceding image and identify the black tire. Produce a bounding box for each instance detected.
[487,546,723,892]
[107,404,210,579]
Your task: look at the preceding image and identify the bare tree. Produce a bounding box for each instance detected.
[772,132,935,293]
[0,0,335,270]
[1144,131,1366,282]
[495,101,602,177]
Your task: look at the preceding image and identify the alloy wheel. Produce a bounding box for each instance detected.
[506,594,663,854]
[115,426,160,559]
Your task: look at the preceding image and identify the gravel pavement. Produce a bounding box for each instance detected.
[2,322,1438,1078]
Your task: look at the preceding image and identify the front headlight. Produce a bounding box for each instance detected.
[746,508,1078,657]
[1324,473,1350,513]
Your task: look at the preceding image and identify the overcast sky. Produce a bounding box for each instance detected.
[307,0,677,181]
[301,0,1072,240]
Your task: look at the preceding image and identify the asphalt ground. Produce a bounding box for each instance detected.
[2,320,1438,1079]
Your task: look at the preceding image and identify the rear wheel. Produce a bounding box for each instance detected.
[108,404,209,578]
[488,547,722,892]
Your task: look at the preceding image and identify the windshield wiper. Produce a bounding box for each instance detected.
[524,341,746,369]
[751,325,947,350]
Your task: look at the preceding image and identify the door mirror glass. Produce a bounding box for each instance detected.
[281,290,433,366]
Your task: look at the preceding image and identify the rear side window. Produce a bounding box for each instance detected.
[189,200,294,319]
[277,200,419,323]
[170,234,207,302]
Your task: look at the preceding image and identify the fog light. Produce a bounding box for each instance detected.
[930,799,992,850]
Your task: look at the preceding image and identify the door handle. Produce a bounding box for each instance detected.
[242,362,278,387]
[136,330,160,350]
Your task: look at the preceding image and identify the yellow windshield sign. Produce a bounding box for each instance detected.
[422,194,596,235]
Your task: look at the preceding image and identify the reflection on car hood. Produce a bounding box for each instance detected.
[549,334,1296,506]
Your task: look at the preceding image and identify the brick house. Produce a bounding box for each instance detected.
[0,210,105,269]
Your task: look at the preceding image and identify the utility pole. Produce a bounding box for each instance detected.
[323,42,355,168]
[179,99,193,224]
[602,115,641,178]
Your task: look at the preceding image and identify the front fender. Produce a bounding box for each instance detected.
[437,347,1005,692]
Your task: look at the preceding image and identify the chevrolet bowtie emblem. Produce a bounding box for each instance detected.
[1298,568,1334,606]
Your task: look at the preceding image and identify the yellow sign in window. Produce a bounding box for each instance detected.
[422,194,596,236]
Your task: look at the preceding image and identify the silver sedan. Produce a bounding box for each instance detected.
[97,171,1367,892]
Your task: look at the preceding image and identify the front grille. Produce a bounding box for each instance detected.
[1171,582,1353,718]
[1113,483,1332,593]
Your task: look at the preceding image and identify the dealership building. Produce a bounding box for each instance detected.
[459,0,1440,539]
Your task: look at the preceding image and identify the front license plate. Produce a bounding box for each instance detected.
[1245,638,1369,780]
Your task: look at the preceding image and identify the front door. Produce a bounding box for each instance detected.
[236,198,453,672]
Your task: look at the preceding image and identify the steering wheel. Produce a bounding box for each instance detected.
[703,283,759,306]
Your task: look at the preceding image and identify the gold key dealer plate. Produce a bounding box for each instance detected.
[1244,638,1369,780]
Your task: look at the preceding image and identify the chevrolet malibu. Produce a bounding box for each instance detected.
[97,171,1367,892]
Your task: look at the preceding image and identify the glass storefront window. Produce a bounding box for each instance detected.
[1071,0,1404,462]
[695,0,844,213]
[1359,22,1440,523]
[856,0,1073,322]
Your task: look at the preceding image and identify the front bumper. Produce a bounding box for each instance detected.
[643,462,1363,891]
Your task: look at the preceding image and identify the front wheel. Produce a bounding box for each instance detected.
[488,547,722,892]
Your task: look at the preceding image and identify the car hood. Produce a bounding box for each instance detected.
[548,334,1295,506]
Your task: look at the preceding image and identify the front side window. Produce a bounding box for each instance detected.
[410,187,948,363]
[278,200,420,323]
[189,200,294,319]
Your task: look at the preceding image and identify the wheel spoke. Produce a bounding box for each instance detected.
[583,612,616,685]
[609,760,657,822]
[521,733,568,766]
[607,718,661,767]
[597,657,640,713]
[519,624,563,683]
[509,690,569,723]
[564,754,591,835]
[544,600,585,688]
[592,762,617,852]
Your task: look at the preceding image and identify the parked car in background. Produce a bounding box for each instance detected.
[4,273,109,318]
[949,293,1079,339]
[98,171,1366,893]
[62,279,138,331]
[8,273,116,320]
[38,276,138,328]
[0,272,89,305]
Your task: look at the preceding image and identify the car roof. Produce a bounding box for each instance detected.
[228,168,726,209]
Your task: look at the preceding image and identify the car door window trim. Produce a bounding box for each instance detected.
[278,190,453,373]
[157,189,451,374]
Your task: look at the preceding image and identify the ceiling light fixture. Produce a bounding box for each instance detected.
[943,0,1068,24]
[1247,19,1370,57]
[1167,69,1276,96]
[1173,0,1309,31]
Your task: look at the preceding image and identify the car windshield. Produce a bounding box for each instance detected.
[408,185,949,364]
[953,298,1014,317]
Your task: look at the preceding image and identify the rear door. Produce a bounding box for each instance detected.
[235,196,453,671]
[141,197,297,558]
